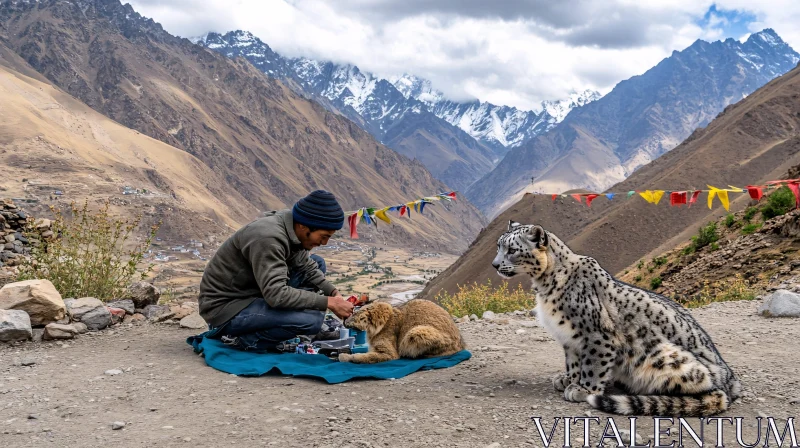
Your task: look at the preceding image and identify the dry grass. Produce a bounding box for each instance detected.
[435,280,535,318]
[678,274,758,308]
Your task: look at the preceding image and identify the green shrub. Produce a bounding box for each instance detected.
[435,280,535,317]
[742,223,762,235]
[694,222,719,250]
[743,207,758,222]
[650,277,662,289]
[652,256,668,267]
[724,214,735,228]
[17,200,159,300]
[761,186,796,220]
[710,242,720,251]
[634,275,642,282]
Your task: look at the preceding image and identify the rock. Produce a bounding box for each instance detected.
[457,315,470,323]
[34,218,51,230]
[43,323,78,340]
[3,234,14,243]
[106,299,135,315]
[105,369,123,375]
[0,280,66,325]
[758,290,800,317]
[107,307,126,325]
[41,230,53,239]
[469,314,478,321]
[20,357,36,366]
[129,313,146,325]
[170,305,194,320]
[111,421,125,430]
[179,312,207,329]
[528,309,537,317]
[515,329,526,334]
[143,304,172,321]
[0,309,32,342]
[66,297,112,330]
[31,328,44,342]
[72,322,88,334]
[123,282,160,308]
[481,310,496,320]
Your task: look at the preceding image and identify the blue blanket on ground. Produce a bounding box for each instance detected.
[187,332,471,384]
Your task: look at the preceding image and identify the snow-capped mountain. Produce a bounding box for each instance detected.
[390,74,601,151]
[197,31,599,190]
[466,28,800,217]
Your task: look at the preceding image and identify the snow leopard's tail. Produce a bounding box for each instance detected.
[587,390,729,416]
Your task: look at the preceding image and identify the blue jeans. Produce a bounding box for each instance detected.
[218,254,327,352]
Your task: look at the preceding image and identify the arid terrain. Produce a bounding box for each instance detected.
[1,299,796,447]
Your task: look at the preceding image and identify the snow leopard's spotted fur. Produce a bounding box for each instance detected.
[492,222,741,416]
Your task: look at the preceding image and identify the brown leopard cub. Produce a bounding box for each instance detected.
[338,299,465,364]
[492,221,741,416]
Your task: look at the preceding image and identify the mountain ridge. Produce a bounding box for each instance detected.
[466,28,800,217]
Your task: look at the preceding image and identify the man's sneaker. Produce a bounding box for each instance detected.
[221,335,240,347]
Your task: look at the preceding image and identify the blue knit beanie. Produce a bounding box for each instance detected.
[292,190,344,230]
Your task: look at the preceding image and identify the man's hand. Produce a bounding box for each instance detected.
[327,295,354,320]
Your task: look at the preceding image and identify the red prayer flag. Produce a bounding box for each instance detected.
[571,194,583,203]
[585,194,599,207]
[746,186,764,200]
[551,194,557,201]
[348,213,359,239]
[399,205,406,217]
[789,182,800,208]
[447,192,457,200]
[688,190,701,206]
[670,191,687,206]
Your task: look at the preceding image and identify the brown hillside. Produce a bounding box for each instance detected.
[420,63,800,299]
[0,0,486,252]
[0,46,254,241]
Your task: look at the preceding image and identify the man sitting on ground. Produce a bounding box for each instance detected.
[198,190,354,352]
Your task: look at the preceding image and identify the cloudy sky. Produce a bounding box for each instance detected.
[127,0,800,111]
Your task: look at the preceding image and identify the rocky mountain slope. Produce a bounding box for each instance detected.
[198,31,599,189]
[0,44,254,243]
[467,29,800,217]
[0,0,486,253]
[420,59,800,299]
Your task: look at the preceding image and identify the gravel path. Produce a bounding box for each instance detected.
[1,299,797,447]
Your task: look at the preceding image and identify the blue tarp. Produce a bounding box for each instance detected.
[187,332,471,384]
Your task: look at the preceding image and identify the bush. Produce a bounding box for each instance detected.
[693,222,719,250]
[650,277,662,289]
[761,186,796,220]
[710,242,720,251]
[681,274,757,308]
[634,275,642,282]
[652,256,668,267]
[17,201,159,300]
[724,214,735,228]
[742,223,761,235]
[435,280,535,317]
[743,207,758,222]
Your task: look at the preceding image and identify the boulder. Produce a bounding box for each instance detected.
[170,305,194,320]
[66,297,111,330]
[179,312,208,329]
[123,282,161,308]
[73,322,88,334]
[107,307,126,325]
[0,309,32,342]
[758,290,800,317]
[481,310,496,320]
[0,280,66,325]
[143,304,172,321]
[107,299,135,315]
[43,323,77,340]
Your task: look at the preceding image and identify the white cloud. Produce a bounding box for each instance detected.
[125,0,800,110]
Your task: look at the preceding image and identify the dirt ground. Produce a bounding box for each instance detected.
[1,299,798,448]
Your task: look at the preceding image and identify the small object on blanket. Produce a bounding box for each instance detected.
[346,294,369,306]
[187,331,471,384]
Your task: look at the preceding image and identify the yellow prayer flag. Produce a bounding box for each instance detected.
[707,185,731,211]
[357,209,364,219]
[652,190,665,205]
[375,208,392,224]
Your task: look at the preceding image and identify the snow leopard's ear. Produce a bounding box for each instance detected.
[508,220,522,231]
[526,225,549,250]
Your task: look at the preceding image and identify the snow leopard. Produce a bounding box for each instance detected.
[492,221,741,416]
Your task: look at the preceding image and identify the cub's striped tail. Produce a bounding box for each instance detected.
[587,390,729,416]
